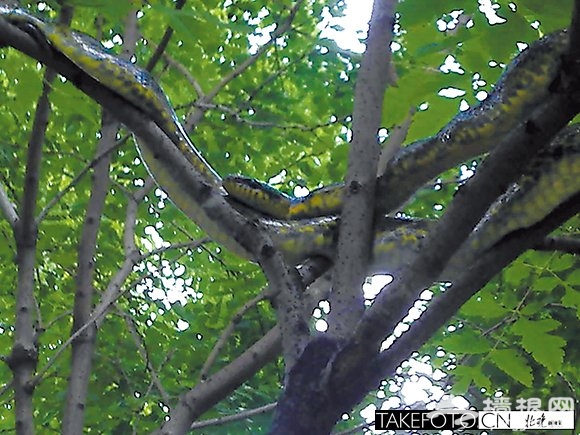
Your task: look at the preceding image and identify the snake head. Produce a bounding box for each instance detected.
[223,174,293,218]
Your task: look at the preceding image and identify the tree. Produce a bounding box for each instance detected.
[0,0,579,434]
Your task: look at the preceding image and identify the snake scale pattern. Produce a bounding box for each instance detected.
[0,6,578,278]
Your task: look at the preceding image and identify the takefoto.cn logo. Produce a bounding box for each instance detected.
[375,410,478,430]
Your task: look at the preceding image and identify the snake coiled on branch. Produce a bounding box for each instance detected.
[0,6,578,278]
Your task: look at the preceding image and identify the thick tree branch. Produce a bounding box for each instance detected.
[0,7,310,375]
[328,0,395,339]
[153,258,331,432]
[321,13,580,428]
[264,193,580,435]
[62,11,137,433]
[0,6,309,430]
[199,261,329,383]
[10,72,53,435]
[364,192,580,397]
[534,235,580,254]
[158,326,282,434]
[62,115,117,435]
[2,5,579,435]
[5,4,76,427]
[340,44,580,373]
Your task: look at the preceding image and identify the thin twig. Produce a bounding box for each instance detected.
[189,402,276,430]
[191,101,348,131]
[377,107,414,176]
[32,270,149,385]
[145,0,187,71]
[36,135,128,224]
[0,182,18,227]
[118,307,171,404]
[199,291,268,381]
[185,0,305,128]
[153,42,204,97]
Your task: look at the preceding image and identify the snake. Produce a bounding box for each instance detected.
[0,7,578,277]
[0,6,253,256]
[267,124,580,276]
[224,29,568,219]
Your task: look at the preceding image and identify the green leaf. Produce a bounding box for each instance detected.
[503,261,531,287]
[561,286,580,318]
[450,362,492,395]
[534,276,558,292]
[547,253,576,271]
[516,0,574,32]
[519,301,544,316]
[0,1,577,432]
[510,318,565,372]
[489,348,533,387]
[566,268,580,286]
[440,329,491,354]
[461,290,510,318]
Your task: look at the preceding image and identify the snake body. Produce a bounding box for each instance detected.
[0,7,256,257]
[224,30,568,219]
[0,7,578,276]
[268,125,580,276]
[223,175,344,221]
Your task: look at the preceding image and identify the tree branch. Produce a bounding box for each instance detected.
[153,257,331,432]
[62,10,137,433]
[328,0,395,339]
[31,234,201,386]
[119,307,171,405]
[159,326,282,434]
[62,114,117,434]
[342,38,580,373]
[189,402,276,430]
[144,0,187,72]
[534,235,580,255]
[0,182,18,228]
[36,135,126,224]
[364,192,580,397]
[0,9,311,373]
[374,30,570,218]
[9,55,56,435]
[321,11,580,426]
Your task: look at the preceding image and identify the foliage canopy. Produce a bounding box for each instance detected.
[0,0,578,433]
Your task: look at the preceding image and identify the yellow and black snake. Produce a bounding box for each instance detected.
[223,29,569,219]
[0,6,249,255]
[0,7,578,277]
[265,123,580,276]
